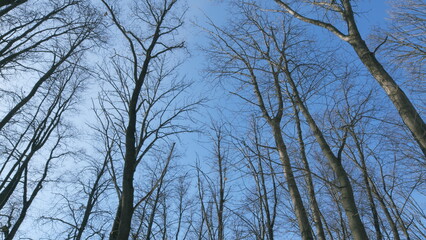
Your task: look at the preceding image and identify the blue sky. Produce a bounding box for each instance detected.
[180,0,391,90]
[177,0,391,160]
[14,0,406,238]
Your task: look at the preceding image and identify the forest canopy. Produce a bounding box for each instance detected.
[0,0,424,239]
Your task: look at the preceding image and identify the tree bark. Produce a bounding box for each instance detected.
[342,0,426,157]
[270,121,314,240]
[283,62,368,239]
[76,155,109,240]
[274,0,426,157]
[370,182,401,240]
[115,124,137,239]
[146,181,163,240]
[348,37,426,157]
[349,129,383,240]
[292,103,326,240]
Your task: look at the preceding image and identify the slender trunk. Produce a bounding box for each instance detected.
[0,153,33,210]
[174,192,184,240]
[284,66,368,239]
[292,103,326,240]
[297,99,367,239]
[76,158,108,240]
[340,0,426,157]
[350,130,382,240]
[348,37,426,157]
[6,189,32,239]
[370,181,401,240]
[75,189,97,240]
[162,195,167,240]
[249,152,274,240]
[361,163,382,240]
[249,57,312,239]
[258,157,274,240]
[6,143,56,239]
[196,169,212,240]
[328,183,349,240]
[250,160,266,239]
[146,187,161,240]
[385,193,410,240]
[270,121,313,240]
[319,208,334,240]
[217,148,225,240]
[133,200,148,239]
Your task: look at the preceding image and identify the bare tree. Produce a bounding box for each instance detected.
[381,0,426,116]
[132,166,194,240]
[204,5,314,239]
[2,0,425,238]
[130,146,175,240]
[0,1,102,237]
[385,0,426,76]
[98,0,198,238]
[0,0,101,131]
[194,123,231,240]
[279,41,368,239]
[0,57,90,239]
[336,87,383,240]
[290,99,326,240]
[322,75,426,240]
[273,0,426,158]
[40,107,115,240]
[173,173,193,240]
[235,118,280,240]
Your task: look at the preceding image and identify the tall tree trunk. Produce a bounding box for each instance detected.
[110,110,137,240]
[250,53,313,240]
[284,64,368,239]
[146,184,162,240]
[110,199,121,239]
[258,154,276,240]
[349,129,383,240]
[113,170,135,239]
[217,150,225,240]
[294,97,367,240]
[384,191,411,240]
[370,182,401,240]
[292,102,326,240]
[76,155,108,240]
[270,121,313,240]
[116,149,136,239]
[341,0,426,157]
[274,0,426,157]
[348,37,426,157]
